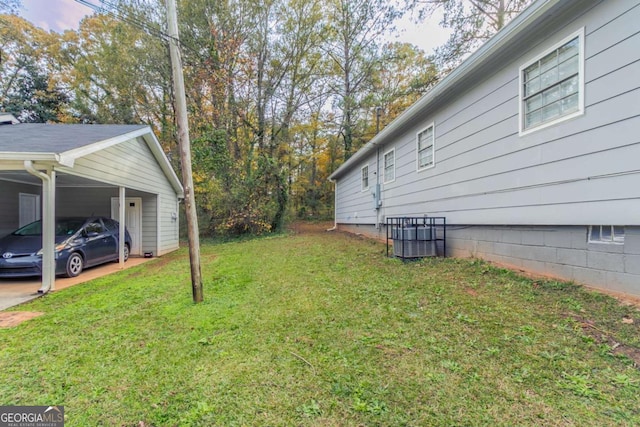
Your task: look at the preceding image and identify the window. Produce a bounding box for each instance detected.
[361,165,369,191]
[384,148,395,183]
[589,225,625,244]
[85,222,105,235]
[520,29,584,134]
[417,124,435,170]
[103,218,118,231]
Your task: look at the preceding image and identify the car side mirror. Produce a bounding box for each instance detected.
[85,231,99,238]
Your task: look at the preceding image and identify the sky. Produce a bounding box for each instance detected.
[19,0,451,55]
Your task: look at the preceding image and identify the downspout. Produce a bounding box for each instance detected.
[374,107,383,230]
[375,144,380,229]
[326,179,337,231]
[24,161,56,293]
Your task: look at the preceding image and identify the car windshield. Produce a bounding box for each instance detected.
[13,221,42,236]
[12,219,86,237]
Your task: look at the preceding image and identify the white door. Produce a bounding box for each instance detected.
[19,193,40,227]
[111,197,142,255]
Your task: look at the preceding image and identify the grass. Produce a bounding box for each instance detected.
[1,225,639,426]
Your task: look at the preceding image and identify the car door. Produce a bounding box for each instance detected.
[83,220,116,265]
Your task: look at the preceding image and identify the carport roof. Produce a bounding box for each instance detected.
[0,123,183,197]
[0,123,147,152]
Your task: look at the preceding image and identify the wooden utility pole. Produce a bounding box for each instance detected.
[165,0,203,302]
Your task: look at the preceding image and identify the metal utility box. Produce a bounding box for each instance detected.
[386,217,446,259]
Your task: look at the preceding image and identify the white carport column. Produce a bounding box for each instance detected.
[119,186,126,269]
[24,161,56,292]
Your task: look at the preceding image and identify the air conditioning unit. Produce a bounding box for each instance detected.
[393,239,437,258]
[392,227,437,258]
[386,217,446,259]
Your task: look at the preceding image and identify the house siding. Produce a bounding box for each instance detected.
[334,0,640,296]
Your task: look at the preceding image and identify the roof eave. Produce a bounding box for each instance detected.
[57,126,150,167]
[0,152,59,163]
[328,0,563,181]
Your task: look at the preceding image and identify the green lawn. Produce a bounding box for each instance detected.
[1,226,639,426]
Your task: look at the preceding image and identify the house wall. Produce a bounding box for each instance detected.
[58,136,180,256]
[57,187,113,218]
[0,181,41,236]
[334,1,640,296]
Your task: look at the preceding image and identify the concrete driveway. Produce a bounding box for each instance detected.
[0,257,150,311]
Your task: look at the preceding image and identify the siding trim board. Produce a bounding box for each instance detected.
[332,0,640,297]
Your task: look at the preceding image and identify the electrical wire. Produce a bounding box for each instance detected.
[74,0,213,64]
[74,0,171,42]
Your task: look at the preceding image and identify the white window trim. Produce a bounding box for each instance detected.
[518,28,585,136]
[361,164,369,192]
[588,225,625,245]
[416,123,435,172]
[383,148,395,184]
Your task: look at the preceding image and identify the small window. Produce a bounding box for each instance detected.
[520,29,584,134]
[384,148,395,183]
[361,165,369,191]
[589,225,625,244]
[417,124,435,170]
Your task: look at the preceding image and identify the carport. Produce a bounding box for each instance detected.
[0,120,184,293]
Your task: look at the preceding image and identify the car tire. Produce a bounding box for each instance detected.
[124,243,130,262]
[65,253,84,278]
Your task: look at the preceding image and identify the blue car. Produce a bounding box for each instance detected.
[0,217,132,278]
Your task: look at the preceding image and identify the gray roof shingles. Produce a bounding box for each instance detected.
[0,123,148,154]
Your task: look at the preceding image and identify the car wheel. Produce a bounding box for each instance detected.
[65,253,84,278]
[124,243,130,262]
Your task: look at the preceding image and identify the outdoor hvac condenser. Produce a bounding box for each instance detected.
[386,217,446,260]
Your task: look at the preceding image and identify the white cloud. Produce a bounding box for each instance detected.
[21,0,92,32]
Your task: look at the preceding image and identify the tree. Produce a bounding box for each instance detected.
[324,0,402,160]
[363,41,438,136]
[0,14,69,122]
[0,0,21,13]
[409,0,533,70]
[60,13,169,124]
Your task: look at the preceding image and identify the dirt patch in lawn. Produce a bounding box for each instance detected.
[0,311,44,328]
[571,314,640,368]
[289,221,334,235]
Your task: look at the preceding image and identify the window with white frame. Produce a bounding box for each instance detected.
[384,149,395,183]
[520,29,584,134]
[361,164,369,191]
[589,225,625,244]
[417,124,435,170]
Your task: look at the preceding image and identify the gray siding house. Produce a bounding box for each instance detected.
[0,122,183,291]
[329,0,640,297]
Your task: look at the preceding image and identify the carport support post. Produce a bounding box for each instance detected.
[42,169,56,292]
[24,161,55,292]
[118,187,126,269]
